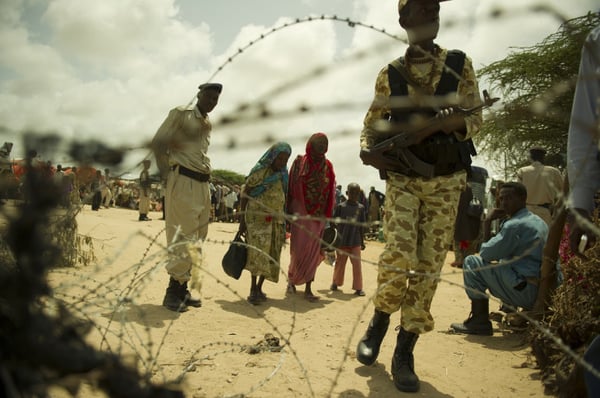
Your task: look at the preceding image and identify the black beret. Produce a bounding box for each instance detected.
[198,83,223,93]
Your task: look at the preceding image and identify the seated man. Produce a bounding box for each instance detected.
[450,182,549,336]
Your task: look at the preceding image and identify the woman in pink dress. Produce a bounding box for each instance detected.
[286,133,336,301]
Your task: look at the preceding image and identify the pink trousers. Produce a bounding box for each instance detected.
[332,246,363,290]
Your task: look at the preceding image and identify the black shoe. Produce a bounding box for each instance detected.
[450,299,493,336]
[162,278,188,312]
[356,310,390,365]
[181,281,202,308]
[354,290,366,296]
[450,318,493,335]
[391,327,420,392]
[162,291,188,312]
[330,283,338,291]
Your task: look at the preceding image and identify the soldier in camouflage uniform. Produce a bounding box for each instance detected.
[356,0,482,393]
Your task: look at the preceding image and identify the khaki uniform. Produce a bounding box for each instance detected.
[139,169,151,215]
[516,161,564,226]
[153,105,212,283]
[361,46,482,334]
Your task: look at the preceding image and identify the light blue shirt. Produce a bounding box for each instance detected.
[480,208,548,283]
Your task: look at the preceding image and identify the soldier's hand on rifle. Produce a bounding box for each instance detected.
[435,107,466,135]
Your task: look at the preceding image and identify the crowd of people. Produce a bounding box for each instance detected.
[0,147,167,217]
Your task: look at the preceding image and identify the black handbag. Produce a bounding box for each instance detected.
[321,225,340,252]
[222,231,247,279]
[466,198,484,218]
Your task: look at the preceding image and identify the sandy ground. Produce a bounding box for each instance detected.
[44,206,548,398]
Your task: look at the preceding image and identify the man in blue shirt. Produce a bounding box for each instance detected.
[450,182,548,335]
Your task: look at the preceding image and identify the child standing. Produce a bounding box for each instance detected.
[331,182,367,296]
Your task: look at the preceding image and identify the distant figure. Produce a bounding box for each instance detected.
[218,185,229,221]
[516,147,563,226]
[0,142,13,174]
[330,182,367,296]
[224,188,237,222]
[451,166,488,267]
[470,166,488,208]
[367,186,385,235]
[91,169,103,211]
[239,142,292,305]
[286,132,336,302]
[138,159,152,221]
[451,183,482,268]
[0,142,14,202]
[335,184,345,205]
[101,168,113,208]
[450,182,548,336]
[54,164,69,208]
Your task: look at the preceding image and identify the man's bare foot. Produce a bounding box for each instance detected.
[258,291,267,302]
[247,292,261,305]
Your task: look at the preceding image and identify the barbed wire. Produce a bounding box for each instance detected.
[2,5,599,397]
[41,196,600,397]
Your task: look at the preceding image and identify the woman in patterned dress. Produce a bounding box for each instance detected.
[239,142,292,305]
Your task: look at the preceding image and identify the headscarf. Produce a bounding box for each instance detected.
[246,142,292,198]
[289,132,336,217]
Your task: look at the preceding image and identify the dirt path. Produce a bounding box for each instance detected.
[47,206,545,397]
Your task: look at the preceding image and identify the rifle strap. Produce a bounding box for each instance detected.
[389,58,426,96]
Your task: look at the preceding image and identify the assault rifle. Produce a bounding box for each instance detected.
[360,90,499,178]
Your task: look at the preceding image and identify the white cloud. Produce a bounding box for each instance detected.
[0,0,597,190]
[43,0,213,78]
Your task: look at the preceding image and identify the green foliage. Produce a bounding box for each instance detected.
[475,13,600,177]
[212,168,246,187]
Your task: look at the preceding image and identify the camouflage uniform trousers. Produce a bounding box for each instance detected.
[373,170,466,334]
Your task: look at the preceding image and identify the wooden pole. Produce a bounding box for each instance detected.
[531,174,569,318]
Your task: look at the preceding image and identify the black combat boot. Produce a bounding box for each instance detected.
[162,278,188,312]
[356,309,390,365]
[391,327,420,392]
[181,281,202,308]
[450,299,493,336]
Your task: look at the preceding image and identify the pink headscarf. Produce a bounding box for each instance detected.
[288,133,336,217]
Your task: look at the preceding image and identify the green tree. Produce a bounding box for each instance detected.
[475,13,600,178]
[212,168,245,187]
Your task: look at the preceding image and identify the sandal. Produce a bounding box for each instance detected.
[286,284,296,295]
[305,293,320,302]
[247,293,261,305]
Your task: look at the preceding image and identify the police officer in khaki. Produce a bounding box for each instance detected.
[357,0,482,392]
[152,82,223,312]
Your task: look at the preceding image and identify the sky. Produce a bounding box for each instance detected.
[0,0,598,191]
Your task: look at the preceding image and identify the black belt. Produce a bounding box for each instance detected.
[171,165,210,182]
[528,203,551,209]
